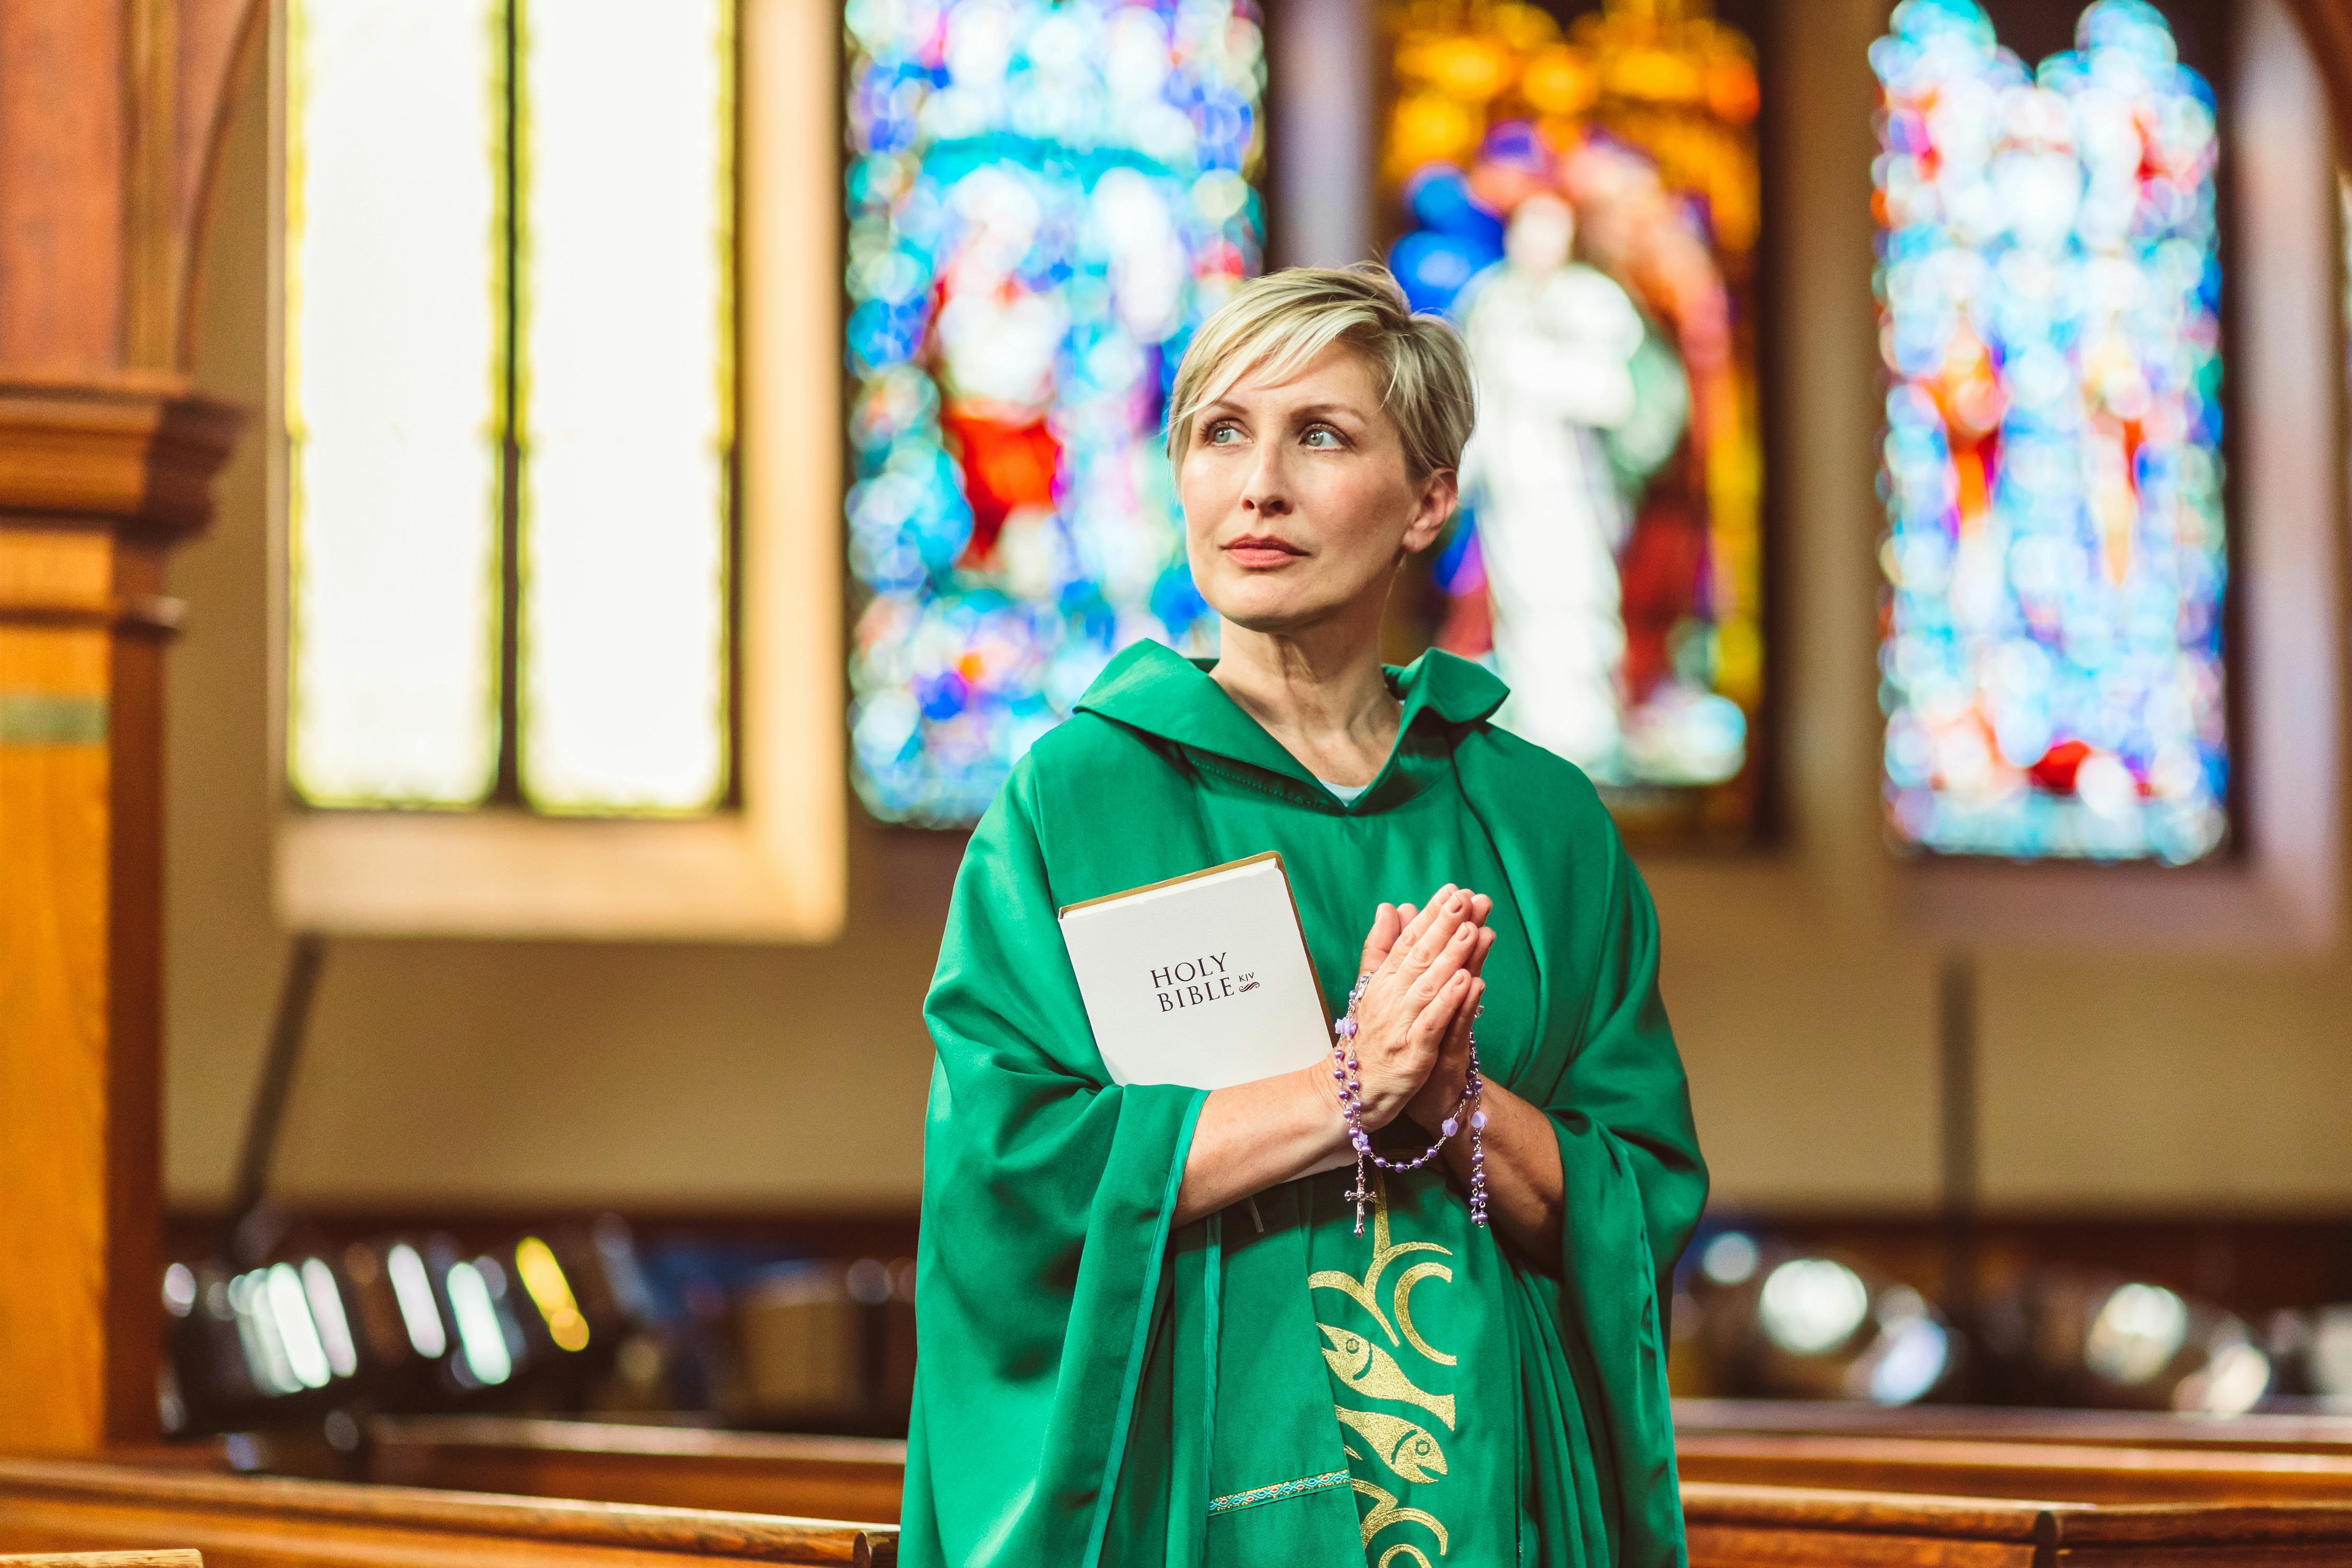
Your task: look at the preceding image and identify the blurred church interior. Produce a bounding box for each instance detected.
[9,0,2352,1560]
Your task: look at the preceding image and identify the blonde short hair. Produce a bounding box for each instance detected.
[1165,263,1474,480]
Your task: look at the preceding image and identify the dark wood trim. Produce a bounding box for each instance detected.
[0,597,186,636]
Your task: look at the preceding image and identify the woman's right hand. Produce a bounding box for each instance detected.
[1336,886,1494,1131]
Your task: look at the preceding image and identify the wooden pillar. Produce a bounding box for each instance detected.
[0,0,257,1455]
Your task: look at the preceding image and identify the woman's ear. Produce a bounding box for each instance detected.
[1401,468,1459,554]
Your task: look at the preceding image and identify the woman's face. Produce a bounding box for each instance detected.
[1178,343,1456,639]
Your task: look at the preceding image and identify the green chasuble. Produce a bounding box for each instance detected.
[905,642,1708,1568]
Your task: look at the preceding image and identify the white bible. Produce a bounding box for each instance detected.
[1058,851,1334,1089]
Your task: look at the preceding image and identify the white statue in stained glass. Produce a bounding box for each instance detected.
[1457,194,1647,776]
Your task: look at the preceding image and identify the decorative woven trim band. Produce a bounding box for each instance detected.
[1206,1469,1352,1516]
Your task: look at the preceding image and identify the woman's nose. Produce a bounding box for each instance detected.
[1242,454,1291,515]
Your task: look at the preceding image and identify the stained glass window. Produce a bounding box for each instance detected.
[843,0,1266,826]
[1871,0,2230,864]
[286,0,735,815]
[1380,0,1767,846]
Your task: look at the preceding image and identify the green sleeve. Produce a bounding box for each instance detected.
[1544,816,1709,1568]
[902,761,1206,1568]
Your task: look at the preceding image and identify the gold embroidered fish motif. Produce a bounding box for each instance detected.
[1350,1477,1449,1554]
[1334,1405,1448,1484]
[1319,1322,1456,1430]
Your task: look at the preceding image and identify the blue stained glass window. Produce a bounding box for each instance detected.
[1871,0,2230,864]
[843,0,1265,825]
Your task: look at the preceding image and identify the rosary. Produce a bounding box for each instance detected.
[1330,972,1489,1234]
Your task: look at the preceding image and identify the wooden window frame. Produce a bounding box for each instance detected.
[266,0,845,942]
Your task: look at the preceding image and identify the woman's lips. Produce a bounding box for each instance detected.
[1223,535,1306,569]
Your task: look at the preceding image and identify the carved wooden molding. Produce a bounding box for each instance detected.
[0,378,243,536]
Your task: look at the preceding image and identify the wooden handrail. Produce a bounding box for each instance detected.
[1677,1431,2352,1505]
[0,1460,893,1568]
[373,1417,904,1467]
[1678,1397,2352,1454]
[366,1417,906,1524]
[1681,1481,2352,1564]
[0,1554,204,1568]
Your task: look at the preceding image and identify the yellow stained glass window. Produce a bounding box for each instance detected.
[1378,0,1767,847]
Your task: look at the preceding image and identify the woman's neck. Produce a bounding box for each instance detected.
[1210,616,1401,788]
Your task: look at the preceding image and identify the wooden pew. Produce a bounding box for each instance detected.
[1681,1482,2352,1566]
[0,1460,895,1568]
[1676,1400,2352,1506]
[1676,1431,2352,1504]
[87,1419,2352,1565]
[1680,1397,2352,1455]
[372,1409,2352,1515]
[370,1411,2352,1553]
[367,1419,906,1525]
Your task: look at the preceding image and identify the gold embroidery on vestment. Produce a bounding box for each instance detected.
[1334,1405,1447,1483]
[1318,1323,1456,1429]
[1392,1261,1456,1366]
[1350,1477,1449,1553]
[1320,1174,1460,1561]
[1307,1175,1447,1344]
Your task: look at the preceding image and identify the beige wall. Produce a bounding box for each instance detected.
[165,0,2352,1215]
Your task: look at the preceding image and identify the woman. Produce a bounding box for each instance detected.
[906,265,1707,1567]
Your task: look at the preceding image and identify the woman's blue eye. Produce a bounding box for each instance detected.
[1207,423,1241,445]
[1302,427,1341,448]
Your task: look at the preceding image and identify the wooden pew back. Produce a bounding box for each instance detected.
[1678,1398,2352,1455]
[1677,1432,2352,1505]
[0,1461,895,1568]
[373,1410,2352,1517]
[46,1421,2352,1566]
[1682,1481,2352,1566]
[368,1419,906,1525]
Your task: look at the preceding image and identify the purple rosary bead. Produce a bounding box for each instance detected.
[1329,971,1490,1236]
